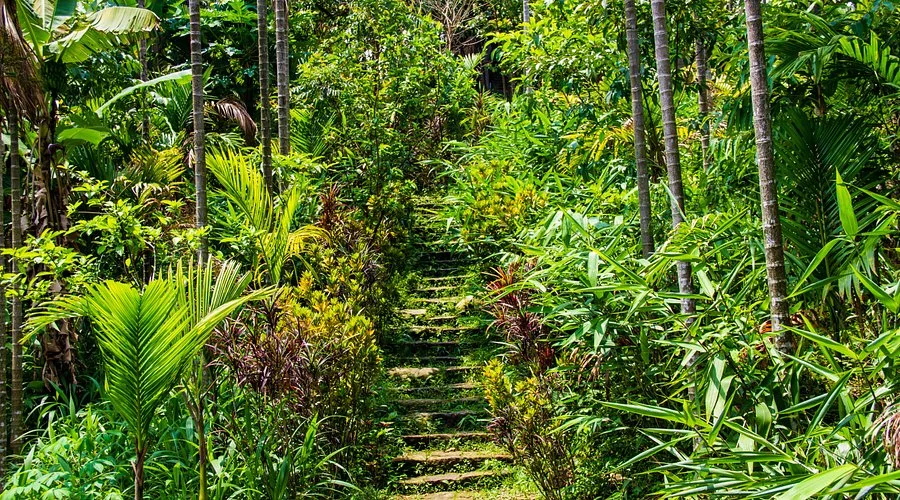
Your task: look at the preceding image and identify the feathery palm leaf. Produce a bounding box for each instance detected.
[777,111,882,302]
[26,261,268,452]
[208,147,326,284]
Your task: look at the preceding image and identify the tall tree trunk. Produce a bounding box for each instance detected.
[625,0,655,258]
[274,0,290,155]
[744,0,792,352]
[695,36,711,171]
[9,109,23,453]
[189,0,208,264]
[0,113,8,472]
[138,0,149,138]
[651,0,695,316]
[257,0,273,193]
[523,0,530,23]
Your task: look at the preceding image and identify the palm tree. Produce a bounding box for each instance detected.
[624,0,654,258]
[650,0,695,317]
[695,35,711,172]
[0,113,7,471]
[188,0,208,263]
[744,0,791,352]
[8,108,23,453]
[257,0,273,193]
[1,0,43,455]
[274,0,289,155]
[28,262,269,500]
[207,148,324,285]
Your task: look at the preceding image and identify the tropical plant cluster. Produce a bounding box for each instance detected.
[0,0,899,497]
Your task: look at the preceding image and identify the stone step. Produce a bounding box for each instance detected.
[401,432,491,446]
[394,382,477,395]
[387,366,477,387]
[409,325,480,333]
[399,356,463,366]
[392,342,469,358]
[422,275,474,284]
[393,450,512,475]
[404,409,487,428]
[388,366,476,380]
[410,296,467,304]
[397,469,511,493]
[394,397,482,410]
[400,308,429,317]
[417,285,460,297]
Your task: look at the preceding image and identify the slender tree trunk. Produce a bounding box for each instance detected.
[197,398,208,500]
[132,447,146,500]
[695,37,711,172]
[189,0,208,264]
[138,0,149,138]
[274,0,290,155]
[744,0,792,352]
[651,0,695,316]
[0,113,8,472]
[257,0,273,193]
[625,0,655,258]
[8,109,23,453]
[523,0,531,23]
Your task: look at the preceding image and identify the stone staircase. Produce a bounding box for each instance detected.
[384,202,514,499]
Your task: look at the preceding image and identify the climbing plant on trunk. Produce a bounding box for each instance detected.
[743,0,792,352]
[274,0,289,155]
[624,0,655,258]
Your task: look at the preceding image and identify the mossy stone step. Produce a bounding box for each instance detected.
[393,450,511,474]
[388,366,477,386]
[388,366,476,378]
[408,325,479,334]
[398,356,464,366]
[417,285,462,298]
[394,382,477,395]
[401,432,491,446]
[393,397,483,410]
[410,296,467,304]
[397,469,511,493]
[422,275,474,284]
[404,409,486,427]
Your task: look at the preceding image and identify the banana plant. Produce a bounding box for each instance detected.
[27,260,271,500]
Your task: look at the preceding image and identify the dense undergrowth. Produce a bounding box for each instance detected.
[1,0,899,497]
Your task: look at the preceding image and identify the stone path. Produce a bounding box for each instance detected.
[383,200,517,498]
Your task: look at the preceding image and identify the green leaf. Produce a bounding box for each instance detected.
[602,402,694,425]
[774,464,856,500]
[789,239,840,297]
[56,125,109,145]
[835,170,858,237]
[790,327,858,359]
[587,251,599,287]
[96,69,191,117]
[852,268,898,313]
